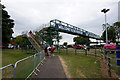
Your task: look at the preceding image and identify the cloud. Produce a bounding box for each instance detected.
[2,0,120,44]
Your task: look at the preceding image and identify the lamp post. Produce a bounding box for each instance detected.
[101,8,110,44]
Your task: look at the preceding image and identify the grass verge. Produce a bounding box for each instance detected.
[56,53,103,78]
[2,49,35,67]
[2,49,38,78]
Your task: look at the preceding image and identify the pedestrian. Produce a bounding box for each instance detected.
[87,46,90,51]
[51,45,56,56]
[45,46,48,56]
[47,45,51,57]
[53,45,56,56]
[51,45,54,54]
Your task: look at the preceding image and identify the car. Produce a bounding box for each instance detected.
[59,45,67,49]
[103,44,116,49]
[0,42,5,49]
[0,45,5,48]
[72,45,85,49]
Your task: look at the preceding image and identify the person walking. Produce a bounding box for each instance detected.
[51,45,56,56]
[45,46,48,56]
[47,45,51,57]
[51,45,53,53]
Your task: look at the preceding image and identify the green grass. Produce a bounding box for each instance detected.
[57,54,103,78]
[2,49,35,67]
[55,48,104,78]
[2,49,39,78]
[55,48,120,78]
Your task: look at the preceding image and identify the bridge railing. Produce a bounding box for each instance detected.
[0,50,45,80]
[50,19,100,39]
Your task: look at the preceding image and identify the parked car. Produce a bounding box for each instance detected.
[60,45,67,49]
[0,45,5,48]
[0,42,5,49]
[72,45,85,49]
[103,44,116,49]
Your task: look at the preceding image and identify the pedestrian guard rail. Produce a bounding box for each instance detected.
[0,50,45,80]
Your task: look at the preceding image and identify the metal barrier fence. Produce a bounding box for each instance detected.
[0,64,14,79]
[0,50,45,80]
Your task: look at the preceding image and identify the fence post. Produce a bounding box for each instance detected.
[100,46,102,52]
[40,52,41,63]
[34,54,36,69]
[59,48,60,54]
[108,57,111,77]
[85,49,87,56]
[104,50,107,59]
[75,48,77,55]
[66,48,68,54]
[13,67,16,80]
[95,46,96,57]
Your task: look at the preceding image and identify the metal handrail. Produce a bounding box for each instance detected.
[14,55,34,68]
[28,33,42,51]
[13,51,45,79]
[0,64,14,79]
[0,64,14,70]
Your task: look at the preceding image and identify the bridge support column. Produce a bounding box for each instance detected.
[49,23,52,46]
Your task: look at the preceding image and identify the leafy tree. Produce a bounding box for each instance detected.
[73,36,90,46]
[15,35,30,46]
[2,4,14,44]
[114,22,120,27]
[102,23,110,31]
[63,42,67,46]
[113,22,120,41]
[101,26,116,43]
[38,31,62,45]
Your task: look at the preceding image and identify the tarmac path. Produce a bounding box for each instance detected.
[32,56,67,79]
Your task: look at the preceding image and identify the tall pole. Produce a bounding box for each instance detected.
[101,8,110,44]
[105,13,108,44]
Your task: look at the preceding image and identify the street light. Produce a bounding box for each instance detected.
[101,8,110,44]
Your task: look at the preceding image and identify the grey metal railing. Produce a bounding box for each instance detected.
[0,64,14,79]
[0,50,45,80]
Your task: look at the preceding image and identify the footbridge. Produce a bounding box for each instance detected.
[50,19,100,39]
[27,19,101,52]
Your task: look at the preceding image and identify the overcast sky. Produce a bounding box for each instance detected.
[2,0,120,44]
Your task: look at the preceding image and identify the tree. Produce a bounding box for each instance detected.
[113,22,120,42]
[37,31,62,45]
[102,23,110,31]
[73,36,90,46]
[15,35,30,46]
[2,4,14,44]
[101,26,116,43]
[63,42,67,46]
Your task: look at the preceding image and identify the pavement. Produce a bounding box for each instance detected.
[32,56,67,79]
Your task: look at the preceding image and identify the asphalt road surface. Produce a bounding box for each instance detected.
[32,56,67,79]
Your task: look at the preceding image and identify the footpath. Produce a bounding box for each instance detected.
[32,56,67,79]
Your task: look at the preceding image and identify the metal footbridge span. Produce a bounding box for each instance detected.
[27,19,101,52]
[50,19,100,39]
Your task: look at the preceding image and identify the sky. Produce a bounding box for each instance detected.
[1,0,120,44]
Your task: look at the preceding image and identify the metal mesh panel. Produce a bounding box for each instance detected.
[0,64,14,79]
[15,56,34,78]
